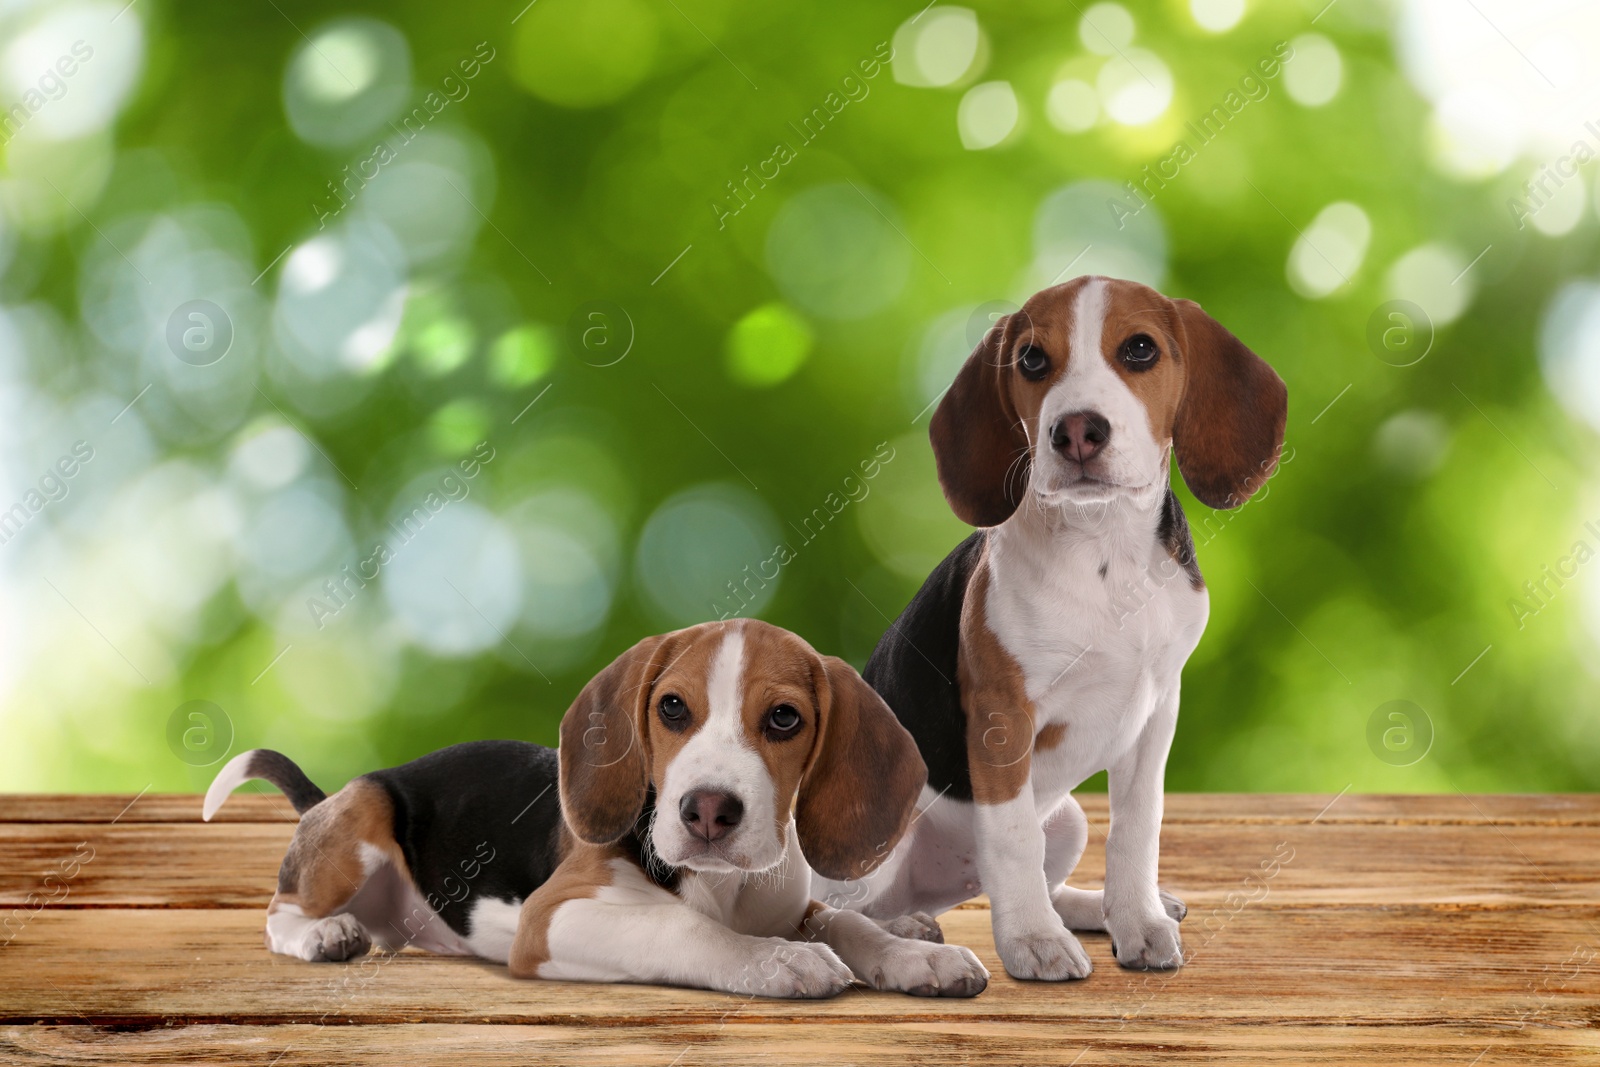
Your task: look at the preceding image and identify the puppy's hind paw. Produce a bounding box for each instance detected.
[305,914,371,963]
[879,911,945,943]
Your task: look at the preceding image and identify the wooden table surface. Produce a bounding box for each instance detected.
[2,792,1597,1066]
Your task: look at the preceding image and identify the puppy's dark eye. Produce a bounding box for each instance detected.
[1119,334,1159,370]
[658,694,689,729]
[764,704,802,739]
[1017,344,1050,381]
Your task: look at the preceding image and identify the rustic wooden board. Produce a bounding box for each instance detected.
[4,794,1597,1066]
[4,906,1599,1026]
[5,818,1598,908]
[3,1023,1597,1067]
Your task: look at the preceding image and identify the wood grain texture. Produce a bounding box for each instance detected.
[2,794,1597,1066]
[3,1024,1597,1067]
[6,817,1598,908]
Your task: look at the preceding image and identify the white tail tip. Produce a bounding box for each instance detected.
[202,750,259,822]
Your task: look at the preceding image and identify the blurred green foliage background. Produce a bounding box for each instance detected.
[1,0,1596,795]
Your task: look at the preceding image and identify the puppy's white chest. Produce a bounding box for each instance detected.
[986,529,1207,782]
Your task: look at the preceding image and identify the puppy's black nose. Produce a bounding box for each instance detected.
[1051,410,1111,464]
[679,790,743,842]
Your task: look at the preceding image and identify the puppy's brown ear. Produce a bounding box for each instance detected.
[1171,300,1288,510]
[795,656,927,881]
[930,318,1030,527]
[558,634,669,844]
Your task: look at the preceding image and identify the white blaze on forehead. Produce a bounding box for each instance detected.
[1069,277,1109,379]
[705,624,747,735]
[1042,276,1121,428]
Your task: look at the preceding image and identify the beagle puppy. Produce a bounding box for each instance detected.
[814,276,1286,980]
[204,619,988,998]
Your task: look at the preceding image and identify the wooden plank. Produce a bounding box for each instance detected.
[3,907,1598,1027]
[4,1022,1597,1067]
[5,819,1597,909]
[0,793,296,824]
[4,792,1598,825]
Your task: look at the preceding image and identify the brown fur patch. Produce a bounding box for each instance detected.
[1034,722,1068,753]
[507,826,620,977]
[1169,298,1288,509]
[1097,281,1186,445]
[558,631,682,845]
[794,652,926,881]
[269,777,404,918]
[958,546,1038,805]
[728,623,825,842]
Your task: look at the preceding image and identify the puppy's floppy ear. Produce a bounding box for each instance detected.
[1170,299,1288,510]
[558,634,670,844]
[930,317,1030,527]
[795,656,927,881]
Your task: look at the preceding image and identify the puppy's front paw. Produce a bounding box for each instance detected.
[863,939,988,997]
[996,926,1093,981]
[879,911,944,943]
[734,940,854,999]
[1107,912,1183,971]
[305,914,371,962]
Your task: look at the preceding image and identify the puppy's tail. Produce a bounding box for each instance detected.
[203,749,327,821]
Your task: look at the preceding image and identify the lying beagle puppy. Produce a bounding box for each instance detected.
[204,619,988,998]
[814,276,1286,980]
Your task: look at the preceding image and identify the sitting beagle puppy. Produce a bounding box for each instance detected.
[814,276,1286,980]
[204,619,988,998]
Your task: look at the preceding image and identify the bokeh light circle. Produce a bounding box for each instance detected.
[1284,34,1343,107]
[1190,0,1245,33]
[275,221,407,378]
[1287,202,1370,299]
[892,7,983,88]
[1097,48,1172,126]
[283,17,412,148]
[765,183,913,321]
[958,81,1019,149]
[635,484,781,626]
[1385,243,1473,326]
[1079,3,1135,56]
[1538,279,1600,434]
[513,0,658,108]
[726,303,813,387]
[1033,179,1168,289]
[1046,78,1098,133]
[382,501,523,658]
